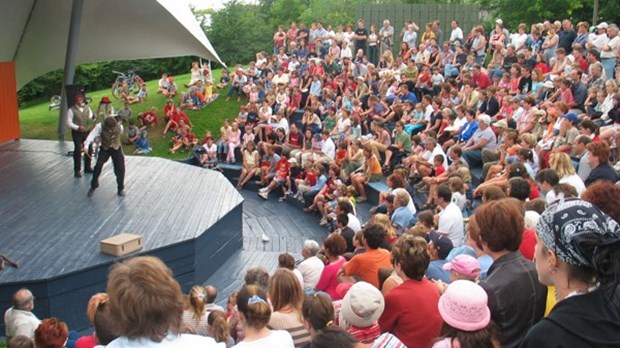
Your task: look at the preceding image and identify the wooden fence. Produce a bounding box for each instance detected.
[356,3,480,53]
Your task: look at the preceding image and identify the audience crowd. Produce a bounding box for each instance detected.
[5,15,620,348]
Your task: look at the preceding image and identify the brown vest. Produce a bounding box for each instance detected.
[70,106,91,128]
[100,123,122,150]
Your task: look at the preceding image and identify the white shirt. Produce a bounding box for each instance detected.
[293,269,305,290]
[601,36,620,59]
[431,145,449,168]
[438,202,465,247]
[105,334,224,348]
[66,105,95,131]
[4,307,40,340]
[84,123,124,148]
[347,213,362,232]
[297,256,325,289]
[560,174,586,196]
[321,137,335,159]
[233,330,294,348]
[450,27,463,42]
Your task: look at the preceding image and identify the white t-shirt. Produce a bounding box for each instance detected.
[438,202,465,247]
[106,334,224,348]
[450,27,463,42]
[233,330,294,348]
[560,174,586,197]
[297,256,325,289]
[347,213,362,232]
[451,192,466,210]
[321,137,336,159]
[4,308,40,340]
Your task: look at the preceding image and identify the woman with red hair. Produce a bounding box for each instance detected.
[34,318,68,348]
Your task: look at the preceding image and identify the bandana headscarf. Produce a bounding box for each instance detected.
[537,198,620,267]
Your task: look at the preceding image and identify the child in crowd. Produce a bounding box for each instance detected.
[242,125,255,148]
[236,141,259,190]
[124,120,139,145]
[339,282,384,344]
[449,176,467,211]
[236,105,248,128]
[137,106,158,130]
[432,280,498,348]
[217,119,231,161]
[216,69,230,90]
[295,163,327,205]
[134,130,152,154]
[199,136,219,169]
[258,155,290,200]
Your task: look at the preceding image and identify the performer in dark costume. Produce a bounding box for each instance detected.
[84,117,126,197]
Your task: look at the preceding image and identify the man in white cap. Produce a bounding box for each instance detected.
[586,22,609,52]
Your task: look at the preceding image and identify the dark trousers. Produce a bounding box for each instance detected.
[71,129,92,173]
[91,147,125,191]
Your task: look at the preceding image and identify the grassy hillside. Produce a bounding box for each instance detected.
[18,70,243,159]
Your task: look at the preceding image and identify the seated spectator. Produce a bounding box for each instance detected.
[462,114,498,168]
[105,256,223,347]
[34,318,68,348]
[278,253,304,289]
[116,102,132,124]
[434,184,465,247]
[137,107,158,130]
[234,284,294,347]
[584,141,618,186]
[73,292,108,348]
[206,311,233,347]
[391,190,414,235]
[297,240,325,291]
[236,141,260,190]
[157,73,169,94]
[470,199,547,348]
[182,286,210,336]
[432,280,499,348]
[349,145,382,203]
[340,282,384,344]
[314,234,347,299]
[434,254,482,294]
[340,224,392,288]
[268,269,311,347]
[581,181,620,223]
[522,199,620,347]
[379,235,443,347]
[4,288,40,342]
[301,292,334,342]
[258,154,290,200]
[123,120,139,145]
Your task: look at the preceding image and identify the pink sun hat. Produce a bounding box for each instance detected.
[442,254,481,278]
[438,280,491,332]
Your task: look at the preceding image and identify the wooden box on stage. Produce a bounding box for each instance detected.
[101,233,143,256]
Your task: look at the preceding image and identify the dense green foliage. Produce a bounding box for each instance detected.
[18,57,193,106]
[473,0,619,31]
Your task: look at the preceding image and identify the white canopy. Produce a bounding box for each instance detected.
[0,0,225,89]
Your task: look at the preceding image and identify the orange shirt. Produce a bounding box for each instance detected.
[343,248,392,288]
[367,155,382,175]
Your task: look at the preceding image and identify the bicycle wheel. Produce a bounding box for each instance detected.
[111,80,123,99]
[49,95,61,110]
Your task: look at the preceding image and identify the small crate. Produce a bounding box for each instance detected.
[101,233,143,256]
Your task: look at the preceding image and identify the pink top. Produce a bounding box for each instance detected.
[560,88,574,104]
[314,257,346,299]
[228,129,240,145]
[242,133,255,146]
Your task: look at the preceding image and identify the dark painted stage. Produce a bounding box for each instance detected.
[0,139,243,333]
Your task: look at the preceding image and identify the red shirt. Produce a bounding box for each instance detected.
[288,131,301,146]
[520,228,536,261]
[528,179,540,200]
[434,164,445,177]
[379,279,443,348]
[275,158,290,179]
[473,72,492,89]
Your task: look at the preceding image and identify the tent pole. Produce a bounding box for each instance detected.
[58,0,84,139]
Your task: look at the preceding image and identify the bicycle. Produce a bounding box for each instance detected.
[111,69,144,99]
[48,94,92,110]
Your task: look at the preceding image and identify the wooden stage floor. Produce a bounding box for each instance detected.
[0,139,244,331]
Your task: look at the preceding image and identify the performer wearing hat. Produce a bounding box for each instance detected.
[66,94,95,177]
[84,117,126,197]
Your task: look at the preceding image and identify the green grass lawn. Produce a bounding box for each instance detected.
[18,69,243,160]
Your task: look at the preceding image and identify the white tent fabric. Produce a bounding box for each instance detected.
[0,0,225,89]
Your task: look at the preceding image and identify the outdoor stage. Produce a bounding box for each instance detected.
[0,139,243,333]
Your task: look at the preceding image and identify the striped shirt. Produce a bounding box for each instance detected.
[348,323,381,343]
[268,310,311,347]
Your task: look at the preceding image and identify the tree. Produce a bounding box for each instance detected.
[205,0,273,66]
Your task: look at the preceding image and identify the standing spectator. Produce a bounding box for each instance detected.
[471,199,547,348]
[340,224,392,288]
[449,20,463,45]
[595,24,619,79]
[379,235,443,347]
[4,289,40,341]
[105,256,223,347]
[297,240,325,290]
[522,199,620,347]
[558,19,577,53]
[354,19,368,55]
[379,19,394,55]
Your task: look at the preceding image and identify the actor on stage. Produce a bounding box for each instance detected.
[84,117,126,197]
[66,94,95,177]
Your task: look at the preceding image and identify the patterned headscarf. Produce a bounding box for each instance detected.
[537,198,620,267]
